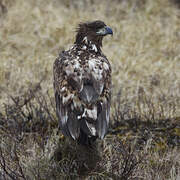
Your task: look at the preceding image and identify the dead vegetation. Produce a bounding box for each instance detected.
[0,81,179,179]
[0,0,180,179]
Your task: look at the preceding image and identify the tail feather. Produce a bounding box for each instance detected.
[77,129,97,146]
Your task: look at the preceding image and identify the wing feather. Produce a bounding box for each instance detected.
[93,79,104,95]
[67,111,80,139]
[54,51,83,140]
[55,91,71,137]
[96,98,110,139]
[55,91,81,139]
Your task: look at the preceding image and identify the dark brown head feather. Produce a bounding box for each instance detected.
[75,20,107,48]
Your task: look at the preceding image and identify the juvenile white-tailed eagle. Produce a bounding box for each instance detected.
[53,20,113,146]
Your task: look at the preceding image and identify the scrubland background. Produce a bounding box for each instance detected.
[0,0,180,179]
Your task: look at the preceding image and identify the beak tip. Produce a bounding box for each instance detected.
[105,26,113,35]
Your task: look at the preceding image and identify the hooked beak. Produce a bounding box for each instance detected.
[96,26,113,36]
[104,26,113,35]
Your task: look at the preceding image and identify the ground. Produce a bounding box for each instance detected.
[0,0,180,179]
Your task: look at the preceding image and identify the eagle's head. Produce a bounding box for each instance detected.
[75,20,113,50]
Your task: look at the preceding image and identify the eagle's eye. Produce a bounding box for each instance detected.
[96,26,113,36]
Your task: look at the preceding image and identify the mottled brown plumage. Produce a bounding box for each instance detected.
[53,20,113,146]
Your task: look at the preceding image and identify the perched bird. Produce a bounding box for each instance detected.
[53,20,113,146]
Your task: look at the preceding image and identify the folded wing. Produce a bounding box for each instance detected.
[53,51,111,141]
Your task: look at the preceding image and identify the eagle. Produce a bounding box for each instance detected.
[53,20,113,146]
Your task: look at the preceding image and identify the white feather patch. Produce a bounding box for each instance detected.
[83,37,88,44]
[88,59,104,82]
[88,59,97,70]
[73,60,80,69]
[65,64,73,76]
[85,121,96,136]
[82,45,87,50]
[60,110,68,126]
[62,94,74,104]
[91,44,97,52]
[103,62,109,71]
[60,87,66,92]
[82,106,97,120]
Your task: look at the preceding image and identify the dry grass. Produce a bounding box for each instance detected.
[0,0,180,179]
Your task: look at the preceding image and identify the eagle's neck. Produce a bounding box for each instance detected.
[75,35,103,53]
